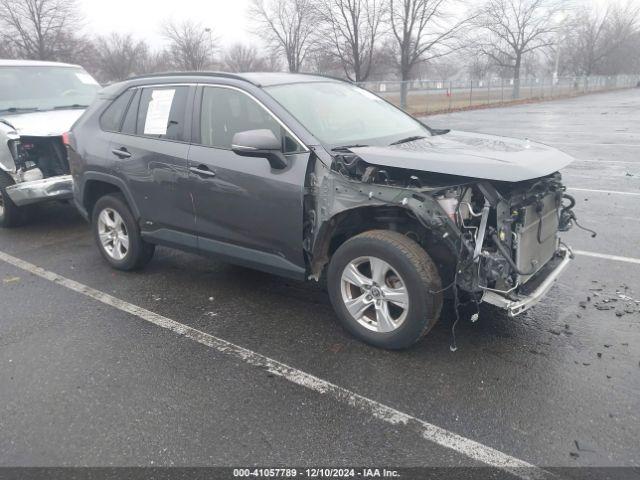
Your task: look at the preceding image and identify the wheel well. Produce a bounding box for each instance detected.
[327,207,424,255]
[83,180,122,217]
[310,206,455,281]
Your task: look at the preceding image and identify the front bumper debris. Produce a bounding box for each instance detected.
[5,175,73,206]
[482,246,573,317]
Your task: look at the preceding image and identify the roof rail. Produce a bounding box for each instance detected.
[127,71,258,85]
[294,72,351,84]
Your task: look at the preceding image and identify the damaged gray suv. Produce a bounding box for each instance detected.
[69,72,578,349]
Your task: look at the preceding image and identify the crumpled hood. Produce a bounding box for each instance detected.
[0,109,84,137]
[349,130,574,182]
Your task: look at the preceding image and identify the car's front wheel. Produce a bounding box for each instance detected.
[0,173,29,228]
[328,230,443,349]
[92,194,155,270]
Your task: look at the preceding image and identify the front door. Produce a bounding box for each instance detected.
[188,85,309,278]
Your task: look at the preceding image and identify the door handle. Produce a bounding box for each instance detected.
[189,165,216,178]
[111,147,131,159]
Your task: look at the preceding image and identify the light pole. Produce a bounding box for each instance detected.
[553,11,567,85]
[204,27,213,67]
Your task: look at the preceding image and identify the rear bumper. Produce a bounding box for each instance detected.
[5,175,73,206]
[482,246,573,317]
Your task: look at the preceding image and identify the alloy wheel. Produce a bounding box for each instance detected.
[97,208,129,261]
[340,256,409,333]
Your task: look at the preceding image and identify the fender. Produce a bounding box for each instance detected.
[79,171,142,220]
[0,120,19,175]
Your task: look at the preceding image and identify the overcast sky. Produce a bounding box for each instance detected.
[78,0,618,51]
[79,0,254,49]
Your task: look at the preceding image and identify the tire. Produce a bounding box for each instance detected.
[327,230,443,350]
[0,173,29,228]
[92,193,155,271]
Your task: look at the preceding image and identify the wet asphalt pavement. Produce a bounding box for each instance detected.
[0,89,639,471]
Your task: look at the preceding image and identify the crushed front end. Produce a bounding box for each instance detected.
[0,120,73,207]
[449,175,576,316]
[310,145,578,317]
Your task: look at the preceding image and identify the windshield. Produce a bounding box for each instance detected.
[265,81,430,148]
[0,66,100,113]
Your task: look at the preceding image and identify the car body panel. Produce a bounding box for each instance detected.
[349,131,574,182]
[188,144,309,273]
[0,120,19,173]
[0,110,85,137]
[5,174,73,206]
[112,134,195,234]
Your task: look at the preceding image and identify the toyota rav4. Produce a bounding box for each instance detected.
[69,72,579,349]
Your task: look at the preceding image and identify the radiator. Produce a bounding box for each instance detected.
[514,193,560,284]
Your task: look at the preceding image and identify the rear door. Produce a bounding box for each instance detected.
[187,85,310,278]
[108,85,197,242]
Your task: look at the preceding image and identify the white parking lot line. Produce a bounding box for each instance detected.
[0,249,553,480]
[574,250,640,265]
[571,159,640,165]
[568,187,640,197]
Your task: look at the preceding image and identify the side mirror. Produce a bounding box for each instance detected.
[231,129,287,170]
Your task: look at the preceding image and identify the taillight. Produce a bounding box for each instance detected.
[62,131,71,146]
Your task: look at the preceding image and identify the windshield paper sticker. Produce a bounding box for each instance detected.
[75,72,100,85]
[144,89,176,136]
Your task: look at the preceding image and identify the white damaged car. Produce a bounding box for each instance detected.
[0,60,100,227]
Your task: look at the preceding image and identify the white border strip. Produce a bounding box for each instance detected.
[574,250,640,265]
[568,187,640,197]
[0,249,553,480]
[549,142,640,147]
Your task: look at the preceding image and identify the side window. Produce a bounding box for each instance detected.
[121,89,141,135]
[99,89,134,132]
[136,86,189,141]
[200,87,302,153]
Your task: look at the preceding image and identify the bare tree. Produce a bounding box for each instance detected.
[139,50,174,75]
[389,0,472,108]
[475,0,562,98]
[599,3,640,75]
[316,0,385,82]
[94,33,149,82]
[162,20,215,71]
[0,40,16,58]
[0,0,82,60]
[562,2,640,76]
[224,43,268,72]
[251,0,317,72]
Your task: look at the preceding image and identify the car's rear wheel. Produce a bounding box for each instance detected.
[92,193,155,270]
[0,173,29,228]
[328,230,443,349]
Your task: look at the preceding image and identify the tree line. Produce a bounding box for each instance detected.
[1,0,639,103]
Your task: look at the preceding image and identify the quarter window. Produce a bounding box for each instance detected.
[99,89,134,132]
[136,86,189,141]
[199,87,302,153]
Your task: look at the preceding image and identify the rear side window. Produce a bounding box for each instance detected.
[136,87,189,141]
[99,90,134,132]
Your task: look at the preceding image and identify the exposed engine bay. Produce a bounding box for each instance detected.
[11,136,70,181]
[0,118,74,210]
[306,147,583,317]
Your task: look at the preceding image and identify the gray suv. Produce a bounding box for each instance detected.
[69,72,578,349]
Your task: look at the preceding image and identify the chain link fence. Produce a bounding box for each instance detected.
[358,74,640,115]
